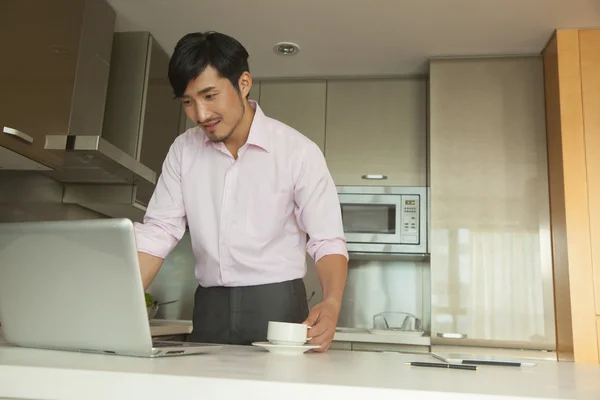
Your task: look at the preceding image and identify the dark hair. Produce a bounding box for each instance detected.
[168,31,250,98]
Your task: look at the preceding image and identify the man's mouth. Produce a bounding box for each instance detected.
[202,120,220,133]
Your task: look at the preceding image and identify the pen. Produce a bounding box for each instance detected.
[431,353,537,368]
[406,362,477,371]
[460,359,536,367]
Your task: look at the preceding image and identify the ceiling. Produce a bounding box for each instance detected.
[107,0,600,79]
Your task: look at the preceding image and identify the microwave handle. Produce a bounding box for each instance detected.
[362,174,387,180]
[437,332,468,339]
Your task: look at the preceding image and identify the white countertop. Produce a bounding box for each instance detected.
[1,338,600,400]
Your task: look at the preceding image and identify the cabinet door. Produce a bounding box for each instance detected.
[325,79,427,186]
[579,30,600,315]
[429,57,555,350]
[0,0,85,170]
[258,81,326,152]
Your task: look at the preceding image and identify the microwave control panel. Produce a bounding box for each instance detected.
[400,195,420,244]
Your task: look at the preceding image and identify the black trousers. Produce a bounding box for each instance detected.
[188,279,309,345]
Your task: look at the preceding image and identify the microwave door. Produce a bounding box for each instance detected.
[338,194,402,244]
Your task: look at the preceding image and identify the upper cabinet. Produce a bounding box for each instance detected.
[258,81,327,152]
[0,0,115,171]
[428,57,555,350]
[324,79,427,186]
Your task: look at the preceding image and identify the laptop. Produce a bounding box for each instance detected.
[0,218,220,357]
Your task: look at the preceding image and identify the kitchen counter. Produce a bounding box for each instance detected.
[1,337,599,400]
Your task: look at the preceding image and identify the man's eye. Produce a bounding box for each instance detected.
[206,94,215,100]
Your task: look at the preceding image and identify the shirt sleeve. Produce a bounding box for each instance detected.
[133,136,187,259]
[293,140,349,263]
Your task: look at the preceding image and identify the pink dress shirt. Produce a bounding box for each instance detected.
[134,101,348,287]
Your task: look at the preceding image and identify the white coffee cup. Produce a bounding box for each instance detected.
[267,321,311,346]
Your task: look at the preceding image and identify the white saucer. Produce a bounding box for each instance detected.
[252,342,320,355]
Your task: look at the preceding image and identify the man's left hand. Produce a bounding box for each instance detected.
[302,298,341,352]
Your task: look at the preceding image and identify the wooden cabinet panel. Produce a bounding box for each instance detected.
[579,30,600,315]
[429,57,555,350]
[324,79,427,186]
[542,29,600,363]
[258,81,326,152]
[597,317,600,360]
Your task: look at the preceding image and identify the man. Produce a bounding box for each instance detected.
[134,31,348,352]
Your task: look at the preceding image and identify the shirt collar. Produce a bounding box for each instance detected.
[245,101,270,152]
[201,100,270,152]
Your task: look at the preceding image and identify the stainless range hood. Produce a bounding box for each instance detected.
[49,31,183,222]
[44,135,156,185]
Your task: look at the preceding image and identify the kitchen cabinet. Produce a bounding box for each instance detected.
[324,79,427,186]
[258,81,326,152]
[428,57,555,351]
[0,0,115,171]
[542,28,600,363]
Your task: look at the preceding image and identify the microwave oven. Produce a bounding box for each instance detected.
[336,186,428,255]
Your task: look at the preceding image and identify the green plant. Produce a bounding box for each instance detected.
[145,292,157,307]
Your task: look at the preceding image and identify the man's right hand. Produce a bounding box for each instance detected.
[138,252,165,290]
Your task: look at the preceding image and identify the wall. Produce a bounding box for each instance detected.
[147,231,197,320]
[0,171,105,222]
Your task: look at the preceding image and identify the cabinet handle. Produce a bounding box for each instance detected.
[437,332,467,339]
[362,174,387,180]
[3,127,33,144]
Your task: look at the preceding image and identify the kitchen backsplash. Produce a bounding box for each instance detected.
[0,171,105,222]
[146,231,197,320]
[337,259,431,333]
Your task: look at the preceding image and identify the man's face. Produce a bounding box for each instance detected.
[180,65,251,142]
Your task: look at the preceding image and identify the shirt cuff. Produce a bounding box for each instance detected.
[310,238,349,264]
[133,222,179,260]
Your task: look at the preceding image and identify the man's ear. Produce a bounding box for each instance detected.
[238,71,252,98]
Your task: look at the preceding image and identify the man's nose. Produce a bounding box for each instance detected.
[195,103,212,123]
